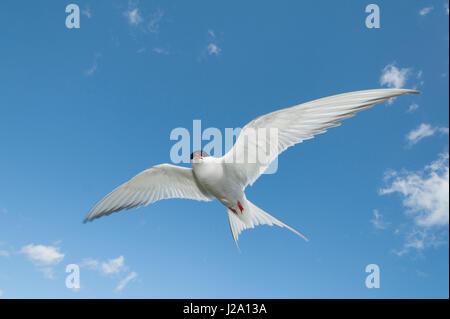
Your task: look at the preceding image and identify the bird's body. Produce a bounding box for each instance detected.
[193,157,244,212]
[85,88,419,247]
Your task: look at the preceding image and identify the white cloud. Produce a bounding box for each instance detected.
[371,209,390,229]
[406,124,436,145]
[124,7,143,25]
[82,7,92,19]
[407,103,419,113]
[419,6,434,16]
[153,47,169,55]
[115,271,138,292]
[380,152,449,255]
[84,63,97,76]
[0,250,9,257]
[406,123,449,146]
[20,244,64,266]
[208,29,216,38]
[38,267,55,279]
[380,152,449,228]
[147,9,164,33]
[380,63,410,89]
[416,270,429,277]
[207,43,221,56]
[79,258,99,269]
[101,256,126,275]
[393,228,447,256]
[20,244,64,279]
[124,4,163,34]
[81,256,126,275]
[84,53,101,77]
[80,255,136,292]
[203,29,222,57]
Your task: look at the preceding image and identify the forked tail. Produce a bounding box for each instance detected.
[227,200,309,249]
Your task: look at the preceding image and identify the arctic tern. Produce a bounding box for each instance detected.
[85,88,419,247]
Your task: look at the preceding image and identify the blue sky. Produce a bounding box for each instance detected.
[0,1,448,298]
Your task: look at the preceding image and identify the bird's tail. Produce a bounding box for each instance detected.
[227,199,309,249]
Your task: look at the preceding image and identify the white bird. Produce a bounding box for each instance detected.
[85,88,419,247]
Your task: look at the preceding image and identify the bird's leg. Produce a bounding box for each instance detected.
[237,201,244,212]
[229,207,238,214]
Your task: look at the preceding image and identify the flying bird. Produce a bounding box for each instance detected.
[85,89,419,247]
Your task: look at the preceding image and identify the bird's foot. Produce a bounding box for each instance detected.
[229,207,238,214]
[237,201,244,212]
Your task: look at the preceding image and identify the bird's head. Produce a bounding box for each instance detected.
[190,150,210,164]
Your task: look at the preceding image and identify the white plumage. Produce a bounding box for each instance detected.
[85,88,419,247]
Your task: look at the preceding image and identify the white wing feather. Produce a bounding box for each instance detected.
[222,88,419,187]
[84,164,213,222]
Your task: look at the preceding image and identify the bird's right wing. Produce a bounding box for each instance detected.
[84,163,213,222]
[222,89,420,187]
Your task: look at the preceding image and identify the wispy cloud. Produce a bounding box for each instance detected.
[115,271,138,292]
[79,257,99,269]
[84,53,101,77]
[153,47,169,55]
[406,123,449,146]
[416,270,429,278]
[80,255,137,291]
[38,267,56,279]
[82,6,92,19]
[380,152,449,255]
[147,9,164,33]
[124,7,143,26]
[207,43,221,56]
[101,256,126,275]
[393,228,447,256]
[419,6,434,16]
[0,289,3,297]
[123,2,164,34]
[0,249,9,257]
[203,29,222,58]
[371,210,390,230]
[81,256,126,275]
[207,29,216,38]
[407,103,419,113]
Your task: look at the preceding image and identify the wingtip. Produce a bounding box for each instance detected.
[82,215,92,224]
[388,88,421,95]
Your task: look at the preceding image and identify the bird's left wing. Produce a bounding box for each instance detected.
[84,163,213,222]
[222,88,419,187]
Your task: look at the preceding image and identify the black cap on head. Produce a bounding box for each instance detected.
[190,150,210,160]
